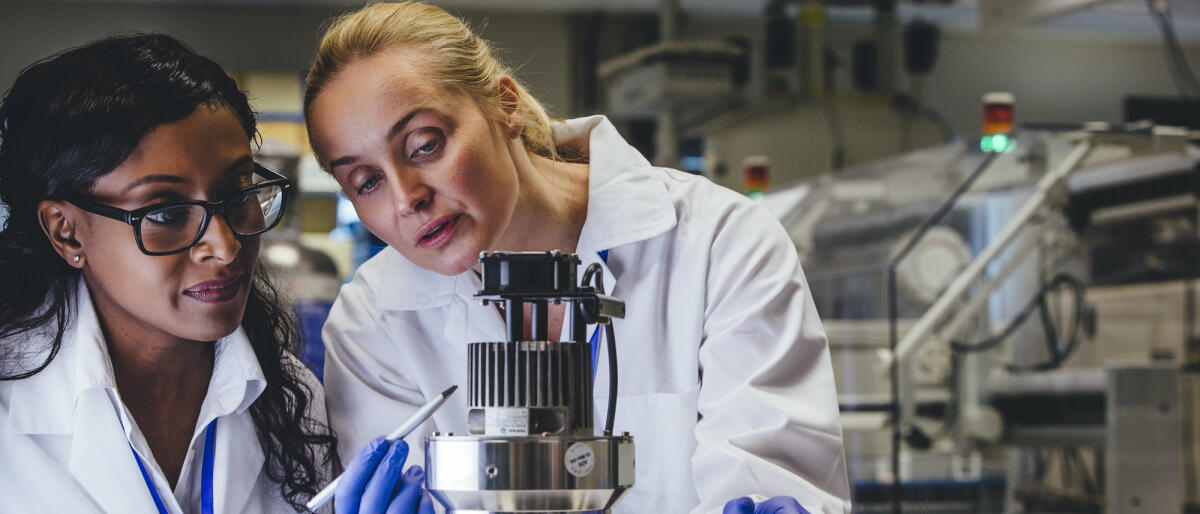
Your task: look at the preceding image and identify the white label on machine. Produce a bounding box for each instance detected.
[484,408,529,436]
[564,443,595,477]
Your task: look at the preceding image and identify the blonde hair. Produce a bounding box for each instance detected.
[305,1,562,161]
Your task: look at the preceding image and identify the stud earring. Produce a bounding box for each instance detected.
[73,255,80,263]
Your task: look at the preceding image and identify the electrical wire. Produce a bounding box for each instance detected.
[1010,276,1085,373]
[1147,0,1200,98]
[580,263,603,292]
[582,262,618,435]
[604,323,618,435]
[949,273,1087,373]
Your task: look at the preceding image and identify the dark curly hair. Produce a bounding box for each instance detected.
[0,33,337,510]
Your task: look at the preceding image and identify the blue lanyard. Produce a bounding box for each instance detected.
[127,418,218,514]
[589,250,609,379]
[201,419,217,514]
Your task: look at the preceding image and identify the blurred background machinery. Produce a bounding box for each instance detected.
[762,122,1200,512]
[4,0,1200,512]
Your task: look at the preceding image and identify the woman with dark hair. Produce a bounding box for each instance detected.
[0,34,429,513]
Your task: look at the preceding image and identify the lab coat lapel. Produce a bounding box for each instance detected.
[204,329,269,513]
[67,389,162,514]
[375,247,458,312]
[568,116,678,301]
[446,272,508,345]
[443,276,469,346]
[55,281,159,513]
[442,273,503,427]
[214,412,266,513]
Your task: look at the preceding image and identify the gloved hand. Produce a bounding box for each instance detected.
[335,436,436,514]
[723,496,810,514]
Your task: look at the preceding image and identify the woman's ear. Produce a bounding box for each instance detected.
[37,200,86,269]
[495,75,524,140]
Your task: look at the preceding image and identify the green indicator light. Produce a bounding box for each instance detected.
[980,134,1013,153]
[993,134,1009,152]
[748,190,765,201]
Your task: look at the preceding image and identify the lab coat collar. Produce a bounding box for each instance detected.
[7,279,115,436]
[556,115,677,256]
[375,115,677,312]
[370,247,460,312]
[6,280,269,513]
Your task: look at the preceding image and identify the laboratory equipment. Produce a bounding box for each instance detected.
[425,251,635,513]
[765,122,1200,512]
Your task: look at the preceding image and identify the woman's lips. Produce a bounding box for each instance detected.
[417,214,461,250]
[183,274,244,303]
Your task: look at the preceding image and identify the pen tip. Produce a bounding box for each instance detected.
[442,384,458,398]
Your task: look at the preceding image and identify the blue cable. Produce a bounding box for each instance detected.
[589,250,609,379]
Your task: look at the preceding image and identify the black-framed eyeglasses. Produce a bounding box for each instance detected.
[67,163,292,256]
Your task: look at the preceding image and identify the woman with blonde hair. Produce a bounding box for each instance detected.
[305,2,850,512]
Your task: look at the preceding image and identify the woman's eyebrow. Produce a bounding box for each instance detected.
[121,174,185,195]
[388,108,425,141]
[121,155,253,195]
[327,108,427,172]
[328,155,357,171]
[226,155,254,175]
[225,157,256,184]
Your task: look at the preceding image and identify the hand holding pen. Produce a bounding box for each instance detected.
[308,385,456,513]
[333,438,435,514]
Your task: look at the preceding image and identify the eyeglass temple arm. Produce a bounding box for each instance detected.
[69,197,136,224]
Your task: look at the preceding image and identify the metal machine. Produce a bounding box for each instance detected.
[425,251,635,513]
[765,123,1200,512]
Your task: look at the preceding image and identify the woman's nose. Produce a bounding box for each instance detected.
[390,172,432,216]
[191,214,242,263]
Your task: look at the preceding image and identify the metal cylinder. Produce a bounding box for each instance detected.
[431,252,633,513]
[468,341,593,436]
[426,434,635,513]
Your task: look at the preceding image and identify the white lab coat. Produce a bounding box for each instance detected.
[0,279,327,513]
[322,115,851,513]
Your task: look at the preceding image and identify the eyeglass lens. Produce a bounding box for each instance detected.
[139,184,285,253]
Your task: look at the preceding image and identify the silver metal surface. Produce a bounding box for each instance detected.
[426,434,635,513]
[468,341,593,436]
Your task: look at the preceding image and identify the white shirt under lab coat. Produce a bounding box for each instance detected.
[322,115,851,513]
[0,280,327,513]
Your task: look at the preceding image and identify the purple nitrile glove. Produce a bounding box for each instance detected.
[723,496,811,514]
[335,437,436,514]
